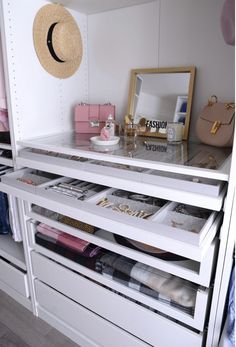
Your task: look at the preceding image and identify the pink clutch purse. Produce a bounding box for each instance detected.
[74,103,115,134]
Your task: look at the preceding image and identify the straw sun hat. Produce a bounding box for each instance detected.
[33,4,83,79]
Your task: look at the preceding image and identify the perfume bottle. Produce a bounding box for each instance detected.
[124,118,138,142]
[105,114,116,137]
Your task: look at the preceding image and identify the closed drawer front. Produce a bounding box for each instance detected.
[35,279,203,347]
[32,251,208,333]
[0,258,29,297]
[35,280,150,347]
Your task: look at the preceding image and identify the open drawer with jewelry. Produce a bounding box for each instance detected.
[39,178,109,203]
[17,145,229,211]
[151,201,217,246]
[87,188,218,248]
[0,171,221,261]
[142,169,225,197]
[26,218,212,332]
[1,168,62,194]
[90,188,168,220]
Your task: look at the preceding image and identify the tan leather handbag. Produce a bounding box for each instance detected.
[196,95,235,147]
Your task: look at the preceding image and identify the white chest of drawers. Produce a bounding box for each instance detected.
[0,133,233,347]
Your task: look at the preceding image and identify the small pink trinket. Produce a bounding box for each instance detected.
[100,126,110,140]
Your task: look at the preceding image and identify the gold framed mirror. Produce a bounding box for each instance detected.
[126,66,195,140]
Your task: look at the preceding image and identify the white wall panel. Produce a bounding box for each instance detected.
[88,2,159,121]
[1,0,88,143]
[87,0,234,141]
[152,0,235,141]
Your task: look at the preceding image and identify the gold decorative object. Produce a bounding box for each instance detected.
[59,216,97,234]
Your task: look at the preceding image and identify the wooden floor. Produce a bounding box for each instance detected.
[0,290,80,347]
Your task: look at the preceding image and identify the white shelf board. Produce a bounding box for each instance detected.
[18,132,231,181]
[0,234,26,270]
[0,157,13,167]
[0,143,11,150]
[55,0,155,14]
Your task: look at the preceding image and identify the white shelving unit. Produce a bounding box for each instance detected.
[0,134,233,347]
[0,142,13,166]
[0,1,234,347]
[0,143,11,150]
[0,234,26,270]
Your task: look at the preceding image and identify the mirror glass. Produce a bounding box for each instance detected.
[126,67,195,140]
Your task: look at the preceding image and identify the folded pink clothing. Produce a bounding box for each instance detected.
[0,38,7,109]
[36,223,62,239]
[57,232,89,252]
[36,223,90,253]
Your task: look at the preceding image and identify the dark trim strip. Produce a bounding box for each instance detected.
[47,22,65,63]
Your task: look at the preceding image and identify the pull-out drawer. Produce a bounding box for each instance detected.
[35,280,150,347]
[31,247,210,331]
[0,257,29,298]
[87,188,217,246]
[0,173,222,261]
[17,147,227,210]
[33,253,205,345]
[142,169,225,197]
[1,168,62,194]
[27,215,219,287]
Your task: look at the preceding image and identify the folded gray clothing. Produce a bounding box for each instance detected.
[98,263,194,315]
[97,252,197,308]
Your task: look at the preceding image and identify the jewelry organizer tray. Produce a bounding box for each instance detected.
[1,168,62,194]
[151,202,217,245]
[142,170,224,197]
[88,188,217,247]
[1,168,219,254]
[40,179,108,203]
[93,188,167,220]
[16,136,231,212]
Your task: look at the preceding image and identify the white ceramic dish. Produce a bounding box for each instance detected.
[90,136,120,146]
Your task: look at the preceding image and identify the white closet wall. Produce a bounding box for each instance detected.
[159,0,235,141]
[87,1,159,120]
[0,0,88,149]
[88,0,235,141]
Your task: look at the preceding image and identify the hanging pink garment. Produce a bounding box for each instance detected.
[0,35,10,142]
[221,0,235,46]
[0,109,9,131]
[0,35,7,109]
